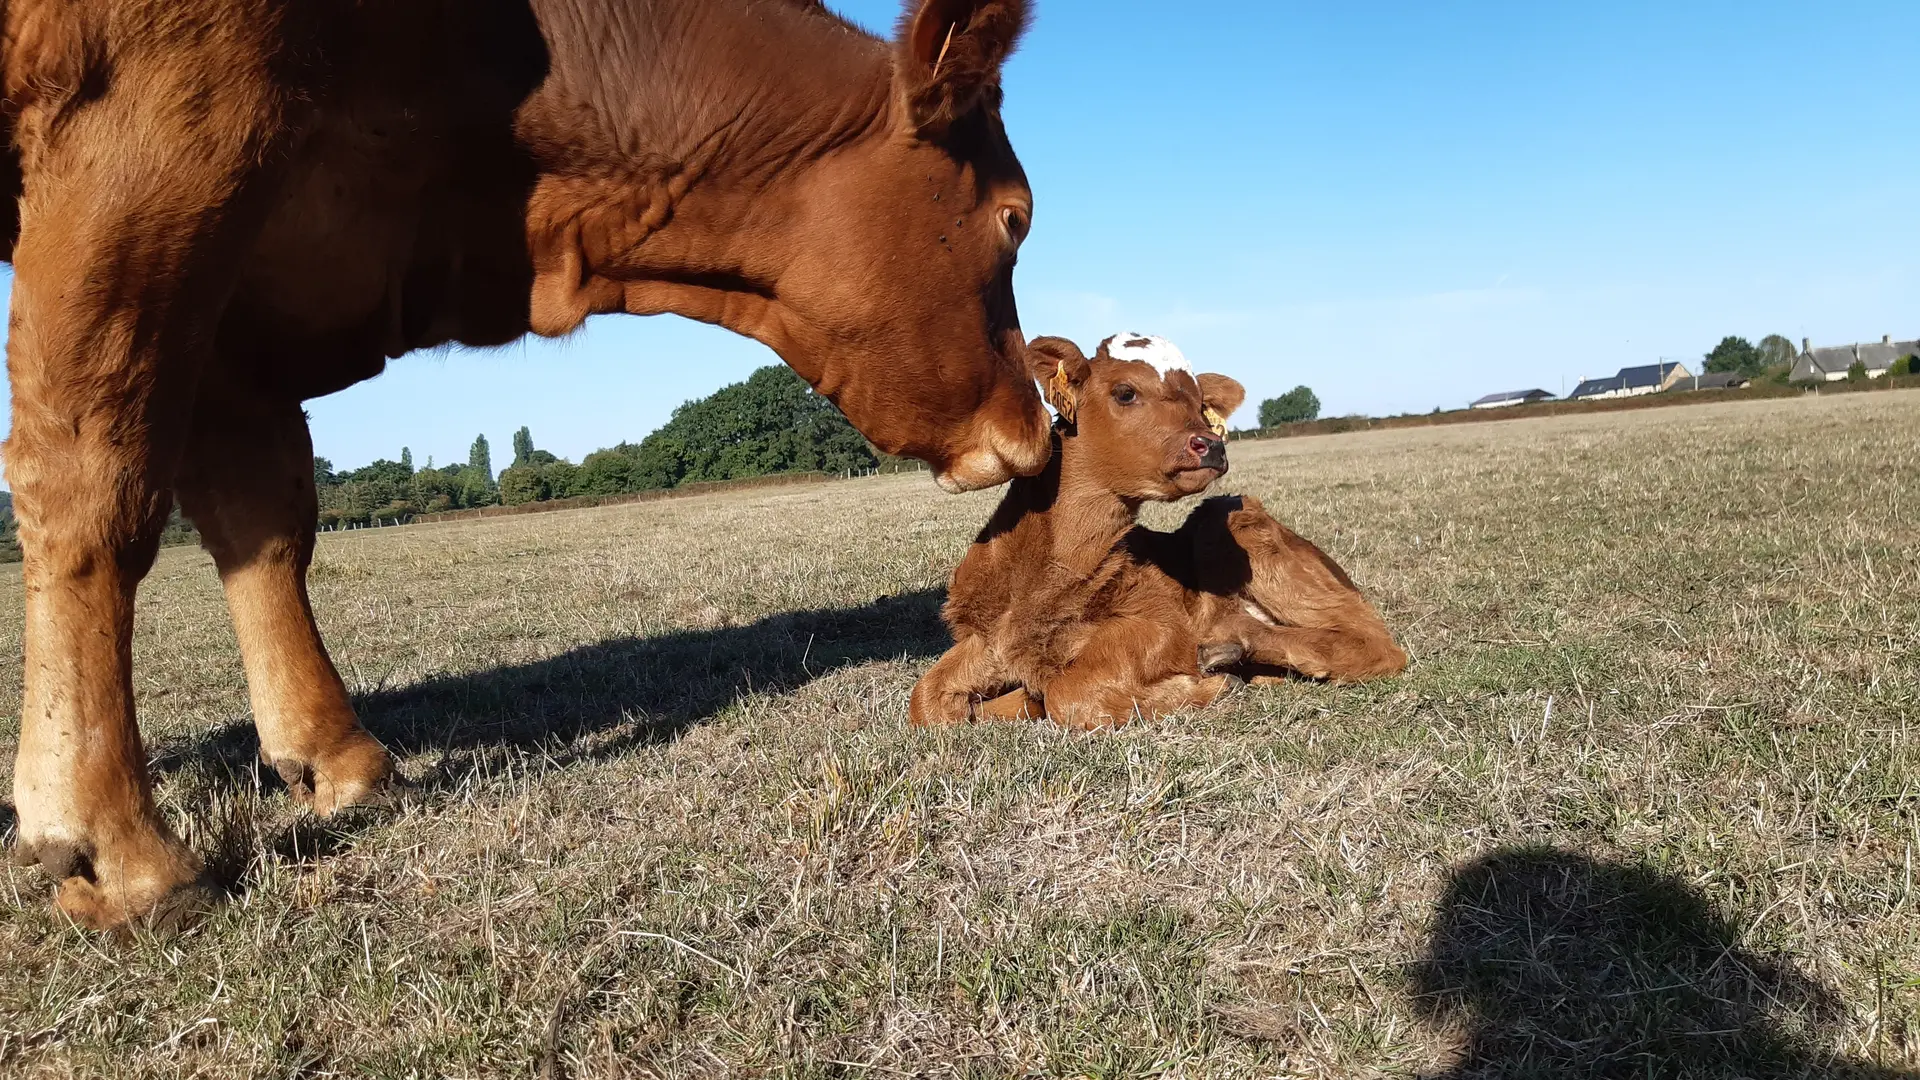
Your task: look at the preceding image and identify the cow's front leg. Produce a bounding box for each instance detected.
[5,26,291,928]
[176,391,393,814]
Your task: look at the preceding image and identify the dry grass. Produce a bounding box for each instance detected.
[1,392,1916,1078]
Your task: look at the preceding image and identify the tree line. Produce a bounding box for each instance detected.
[315,364,879,528]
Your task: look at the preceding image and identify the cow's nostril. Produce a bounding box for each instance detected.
[1189,435,1211,456]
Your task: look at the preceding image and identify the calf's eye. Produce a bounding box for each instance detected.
[1113,384,1137,405]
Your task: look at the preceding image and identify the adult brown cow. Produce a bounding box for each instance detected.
[0,0,1050,929]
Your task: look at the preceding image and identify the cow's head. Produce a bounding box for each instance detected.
[528,0,1051,493]
[1027,333,1247,501]
[768,0,1049,491]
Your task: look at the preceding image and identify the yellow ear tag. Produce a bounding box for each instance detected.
[1203,406,1228,438]
[1047,360,1077,424]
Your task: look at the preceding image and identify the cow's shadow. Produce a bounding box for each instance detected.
[1409,847,1917,1079]
[150,588,950,864]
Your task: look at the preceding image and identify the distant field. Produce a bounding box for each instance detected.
[1,392,1916,1078]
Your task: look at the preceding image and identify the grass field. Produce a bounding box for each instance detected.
[2,391,1917,1078]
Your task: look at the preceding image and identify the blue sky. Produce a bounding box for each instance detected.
[1,0,1915,473]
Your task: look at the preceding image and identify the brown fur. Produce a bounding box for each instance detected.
[0,0,1052,928]
[910,336,1408,731]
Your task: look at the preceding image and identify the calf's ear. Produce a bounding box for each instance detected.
[895,0,1030,135]
[1197,374,1246,435]
[1027,336,1090,424]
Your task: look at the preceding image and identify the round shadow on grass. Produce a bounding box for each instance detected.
[1410,847,1916,1079]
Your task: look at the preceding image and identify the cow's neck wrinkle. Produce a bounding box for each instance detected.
[520,0,894,336]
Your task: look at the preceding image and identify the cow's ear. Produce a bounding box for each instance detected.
[1027,336,1090,424]
[895,0,1030,136]
[1196,374,1246,435]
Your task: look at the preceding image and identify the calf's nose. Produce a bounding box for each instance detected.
[1191,434,1227,470]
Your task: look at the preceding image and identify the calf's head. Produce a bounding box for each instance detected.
[1027,334,1246,501]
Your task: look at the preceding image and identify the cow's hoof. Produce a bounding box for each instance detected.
[59,874,219,935]
[271,732,398,817]
[17,830,213,932]
[1197,641,1247,672]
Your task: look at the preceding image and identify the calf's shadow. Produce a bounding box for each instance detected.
[1410,847,1916,1079]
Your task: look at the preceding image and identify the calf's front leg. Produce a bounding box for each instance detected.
[909,636,1017,725]
[1042,620,1234,730]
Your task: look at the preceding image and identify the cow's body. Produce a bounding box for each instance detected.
[910,335,1407,730]
[2,0,1052,928]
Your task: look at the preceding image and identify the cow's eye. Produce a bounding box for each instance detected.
[1113,384,1137,405]
[999,205,1029,246]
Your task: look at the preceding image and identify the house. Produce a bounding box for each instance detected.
[1565,376,1624,400]
[1469,388,1554,409]
[1565,361,1691,401]
[1675,371,1749,391]
[1618,361,1691,394]
[1790,335,1917,382]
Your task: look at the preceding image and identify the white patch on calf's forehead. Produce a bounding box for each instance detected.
[1102,333,1190,380]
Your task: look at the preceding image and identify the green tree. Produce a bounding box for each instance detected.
[575,444,639,495]
[1846,359,1867,382]
[1756,334,1796,372]
[511,426,535,468]
[498,464,546,506]
[400,446,413,473]
[313,456,336,488]
[543,460,580,499]
[1891,356,1915,378]
[459,470,498,508]
[1259,386,1321,427]
[468,434,495,488]
[622,366,877,491]
[1704,336,1764,378]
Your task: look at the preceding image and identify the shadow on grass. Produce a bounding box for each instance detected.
[159,588,950,793]
[153,589,948,894]
[1411,847,1916,1079]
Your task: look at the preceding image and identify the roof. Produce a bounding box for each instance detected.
[1617,361,1684,389]
[1802,340,1918,375]
[1567,376,1623,399]
[1470,389,1553,405]
[1803,346,1856,375]
[1857,341,1917,369]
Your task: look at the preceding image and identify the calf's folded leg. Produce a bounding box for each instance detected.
[1042,620,1232,730]
[1209,613,1406,683]
[974,688,1044,721]
[1193,495,1406,682]
[910,636,1015,725]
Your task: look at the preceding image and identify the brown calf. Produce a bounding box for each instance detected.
[3,0,1052,929]
[910,335,1407,730]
